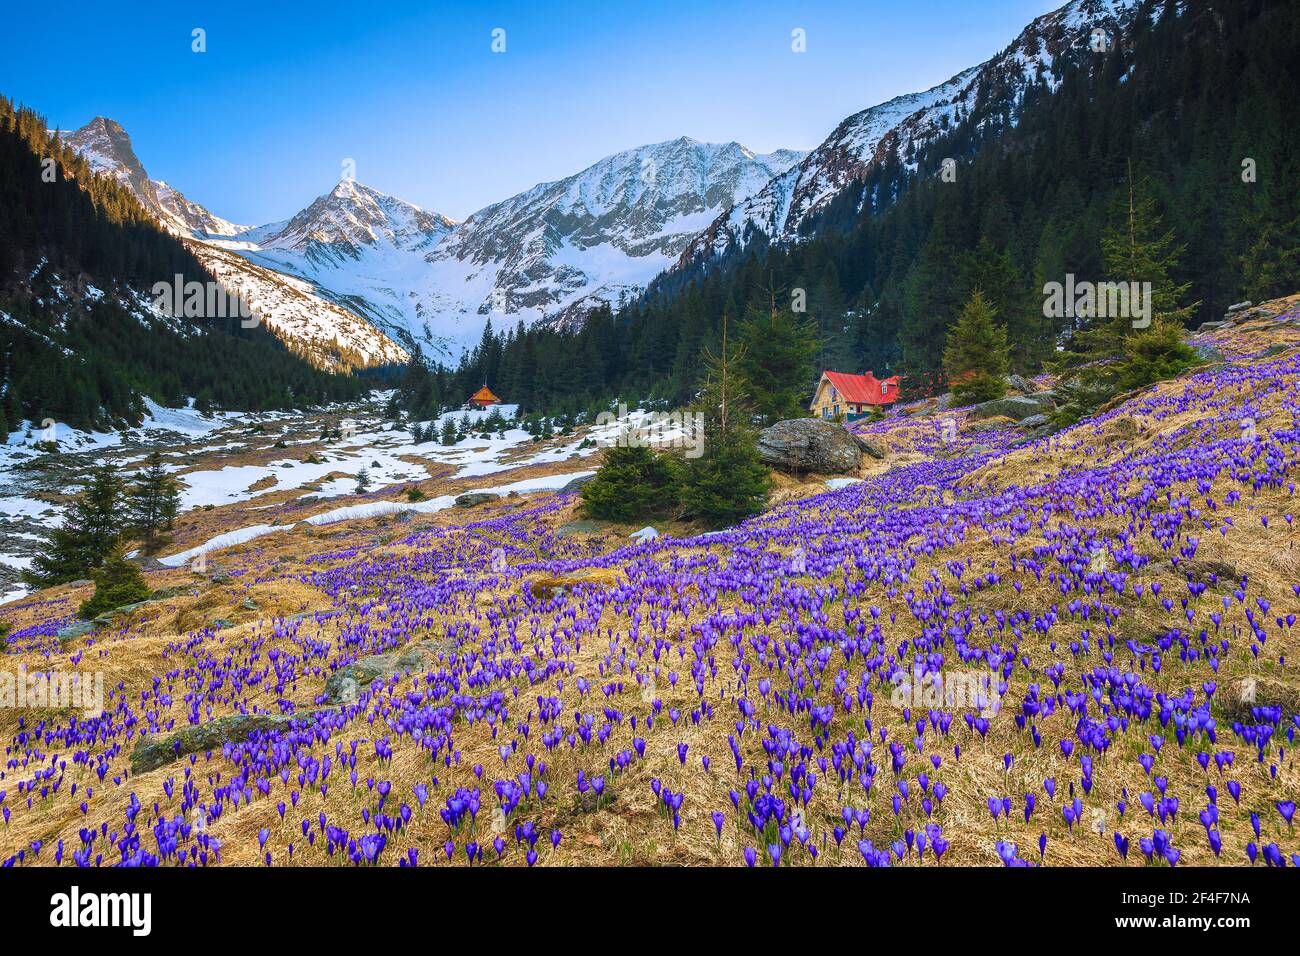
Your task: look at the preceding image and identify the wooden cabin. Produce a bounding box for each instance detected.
[809,371,900,420]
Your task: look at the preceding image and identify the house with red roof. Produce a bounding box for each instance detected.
[810,370,900,420]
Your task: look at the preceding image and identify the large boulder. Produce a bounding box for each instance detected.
[1006,374,1038,394]
[454,491,496,509]
[756,419,864,474]
[321,640,448,705]
[852,434,887,459]
[131,710,332,774]
[558,473,597,494]
[967,394,1057,422]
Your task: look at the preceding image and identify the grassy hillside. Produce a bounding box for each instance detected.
[2,300,1297,867]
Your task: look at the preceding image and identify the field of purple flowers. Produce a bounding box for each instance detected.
[2,308,1298,869]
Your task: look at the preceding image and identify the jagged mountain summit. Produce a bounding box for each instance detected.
[253,178,456,259]
[211,137,804,357]
[676,0,1143,268]
[423,137,805,328]
[61,117,409,368]
[61,116,247,237]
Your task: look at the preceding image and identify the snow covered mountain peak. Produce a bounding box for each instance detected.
[676,0,1143,267]
[416,136,807,332]
[62,117,246,238]
[252,177,456,257]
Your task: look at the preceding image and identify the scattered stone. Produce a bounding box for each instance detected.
[1226,300,1253,313]
[1018,414,1050,430]
[967,394,1057,422]
[131,710,332,774]
[129,556,168,571]
[1217,674,1298,723]
[757,419,864,474]
[322,644,442,704]
[69,579,92,588]
[558,473,597,494]
[56,620,96,643]
[454,492,496,508]
[1197,320,1232,333]
[1167,557,1239,584]
[1006,373,1037,394]
[556,519,610,538]
[851,434,886,459]
[529,567,623,600]
[967,416,1015,432]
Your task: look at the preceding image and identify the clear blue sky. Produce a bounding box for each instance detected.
[4,0,1062,224]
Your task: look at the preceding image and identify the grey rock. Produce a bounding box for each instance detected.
[1018,414,1050,429]
[556,519,611,538]
[1197,320,1232,333]
[1226,300,1253,313]
[454,492,496,508]
[129,556,168,571]
[56,620,96,642]
[1006,373,1037,394]
[558,473,597,494]
[69,579,93,588]
[322,643,442,704]
[968,394,1057,422]
[757,419,863,474]
[851,434,886,459]
[131,709,332,774]
[1166,558,1239,585]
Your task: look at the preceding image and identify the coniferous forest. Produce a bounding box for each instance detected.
[440,0,1298,417]
[0,97,366,432]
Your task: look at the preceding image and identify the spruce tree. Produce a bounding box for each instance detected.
[943,290,1009,406]
[737,288,820,425]
[580,442,680,523]
[128,451,180,550]
[78,546,150,619]
[23,463,123,586]
[1053,163,1200,423]
[681,315,770,528]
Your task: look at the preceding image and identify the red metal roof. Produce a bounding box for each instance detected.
[468,386,500,404]
[822,371,900,405]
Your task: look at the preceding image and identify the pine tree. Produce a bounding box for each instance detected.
[681,314,770,528]
[78,546,150,620]
[580,442,680,523]
[943,290,1010,406]
[1053,163,1200,423]
[737,287,820,425]
[441,418,458,445]
[128,451,180,550]
[22,463,122,586]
